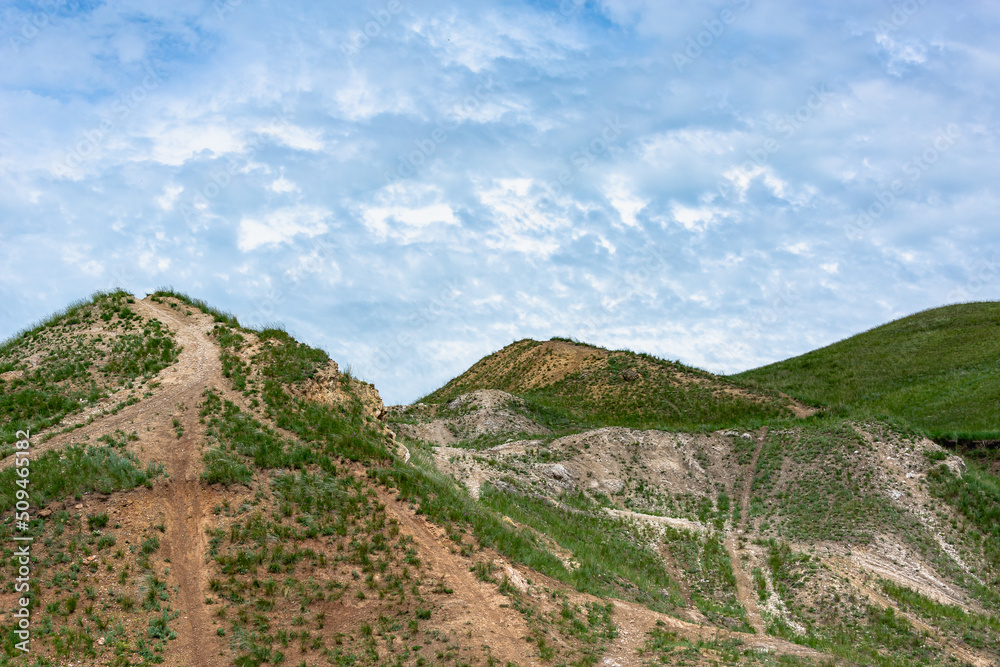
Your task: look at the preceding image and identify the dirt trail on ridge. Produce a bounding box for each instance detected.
[374,486,537,664]
[131,298,228,667]
[2,298,231,666]
[725,427,767,635]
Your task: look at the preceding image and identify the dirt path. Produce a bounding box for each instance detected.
[2,300,224,469]
[127,298,228,667]
[726,427,768,635]
[597,598,828,666]
[780,392,818,418]
[4,298,229,665]
[374,486,536,664]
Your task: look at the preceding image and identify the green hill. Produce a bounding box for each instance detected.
[421,338,797,432]
[734,302,1000,440]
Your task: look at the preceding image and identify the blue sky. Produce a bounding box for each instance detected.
[1,0,998,404]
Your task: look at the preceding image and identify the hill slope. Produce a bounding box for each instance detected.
[3,293,1000,666]
[734,302,1000,439]
[422,338,801,433]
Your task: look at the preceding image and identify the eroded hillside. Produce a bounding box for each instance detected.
[0,293,998,666]
[389,377,1000,666]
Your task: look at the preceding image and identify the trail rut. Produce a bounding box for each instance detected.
[726,426,768,635]
[4,298,232,665]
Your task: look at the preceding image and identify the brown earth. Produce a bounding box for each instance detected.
[3,298,996,665]
[725,427,768,636]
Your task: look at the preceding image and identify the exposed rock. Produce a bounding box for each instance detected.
[602,478,625,493]
[288,361,385,421]
[389,389,548,446]
[548,464,571,481]
[622,369,641,382]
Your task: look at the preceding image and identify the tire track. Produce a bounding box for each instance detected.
[726,426,768,635]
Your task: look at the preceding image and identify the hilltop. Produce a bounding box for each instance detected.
[0,292,998,666]
[734,302,1000,441]
[388,313,1000,666]
[421,338,809,434]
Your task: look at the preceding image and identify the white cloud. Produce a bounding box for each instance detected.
[269,177,299,194]
[333,72,416,121]
[260,124,325,152]
[238,205,331,252]
[876,33,928,75]
[604,175,647,228]
[144,122,245,166]
[362,203,458,240]
[476,178,574,257]
[156,184,184,210]
[670,203,717,232]
[720,164,794,202]
[640,129,739,166]
[358,182,460,243]
[784,242,810,256]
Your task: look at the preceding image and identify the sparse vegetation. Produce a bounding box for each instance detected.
[423,339,793,433]
[2,292,998,666]
[0,290,180,446]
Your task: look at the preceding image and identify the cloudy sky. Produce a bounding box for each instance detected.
[1,0,998,403]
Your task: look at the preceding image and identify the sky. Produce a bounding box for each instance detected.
[1,0,998,404]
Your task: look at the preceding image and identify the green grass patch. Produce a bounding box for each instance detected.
[0,290,180,444]
[735,302,1000,440]
[480,487,684,613]
[879,579,1000,652]
[925,459,1000,609]
[752,420,907,543]
[0,443,164,511]
[152,287,241,327]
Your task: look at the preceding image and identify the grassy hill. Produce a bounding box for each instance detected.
[421,338,796,433]
[3,292,1000,666]
[734,302,1000,441]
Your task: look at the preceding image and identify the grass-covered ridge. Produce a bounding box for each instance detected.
[0,290,180,445]
[734,302,1000,440]
[422,338,794,433]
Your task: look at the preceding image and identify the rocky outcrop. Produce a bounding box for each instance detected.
[288,361,385,421]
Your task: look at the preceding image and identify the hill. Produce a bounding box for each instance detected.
[421,338,805,434]
[733,302,1000,441]
[2,292,999,666]
[0,291,637,666]
[392,328,1000,665]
